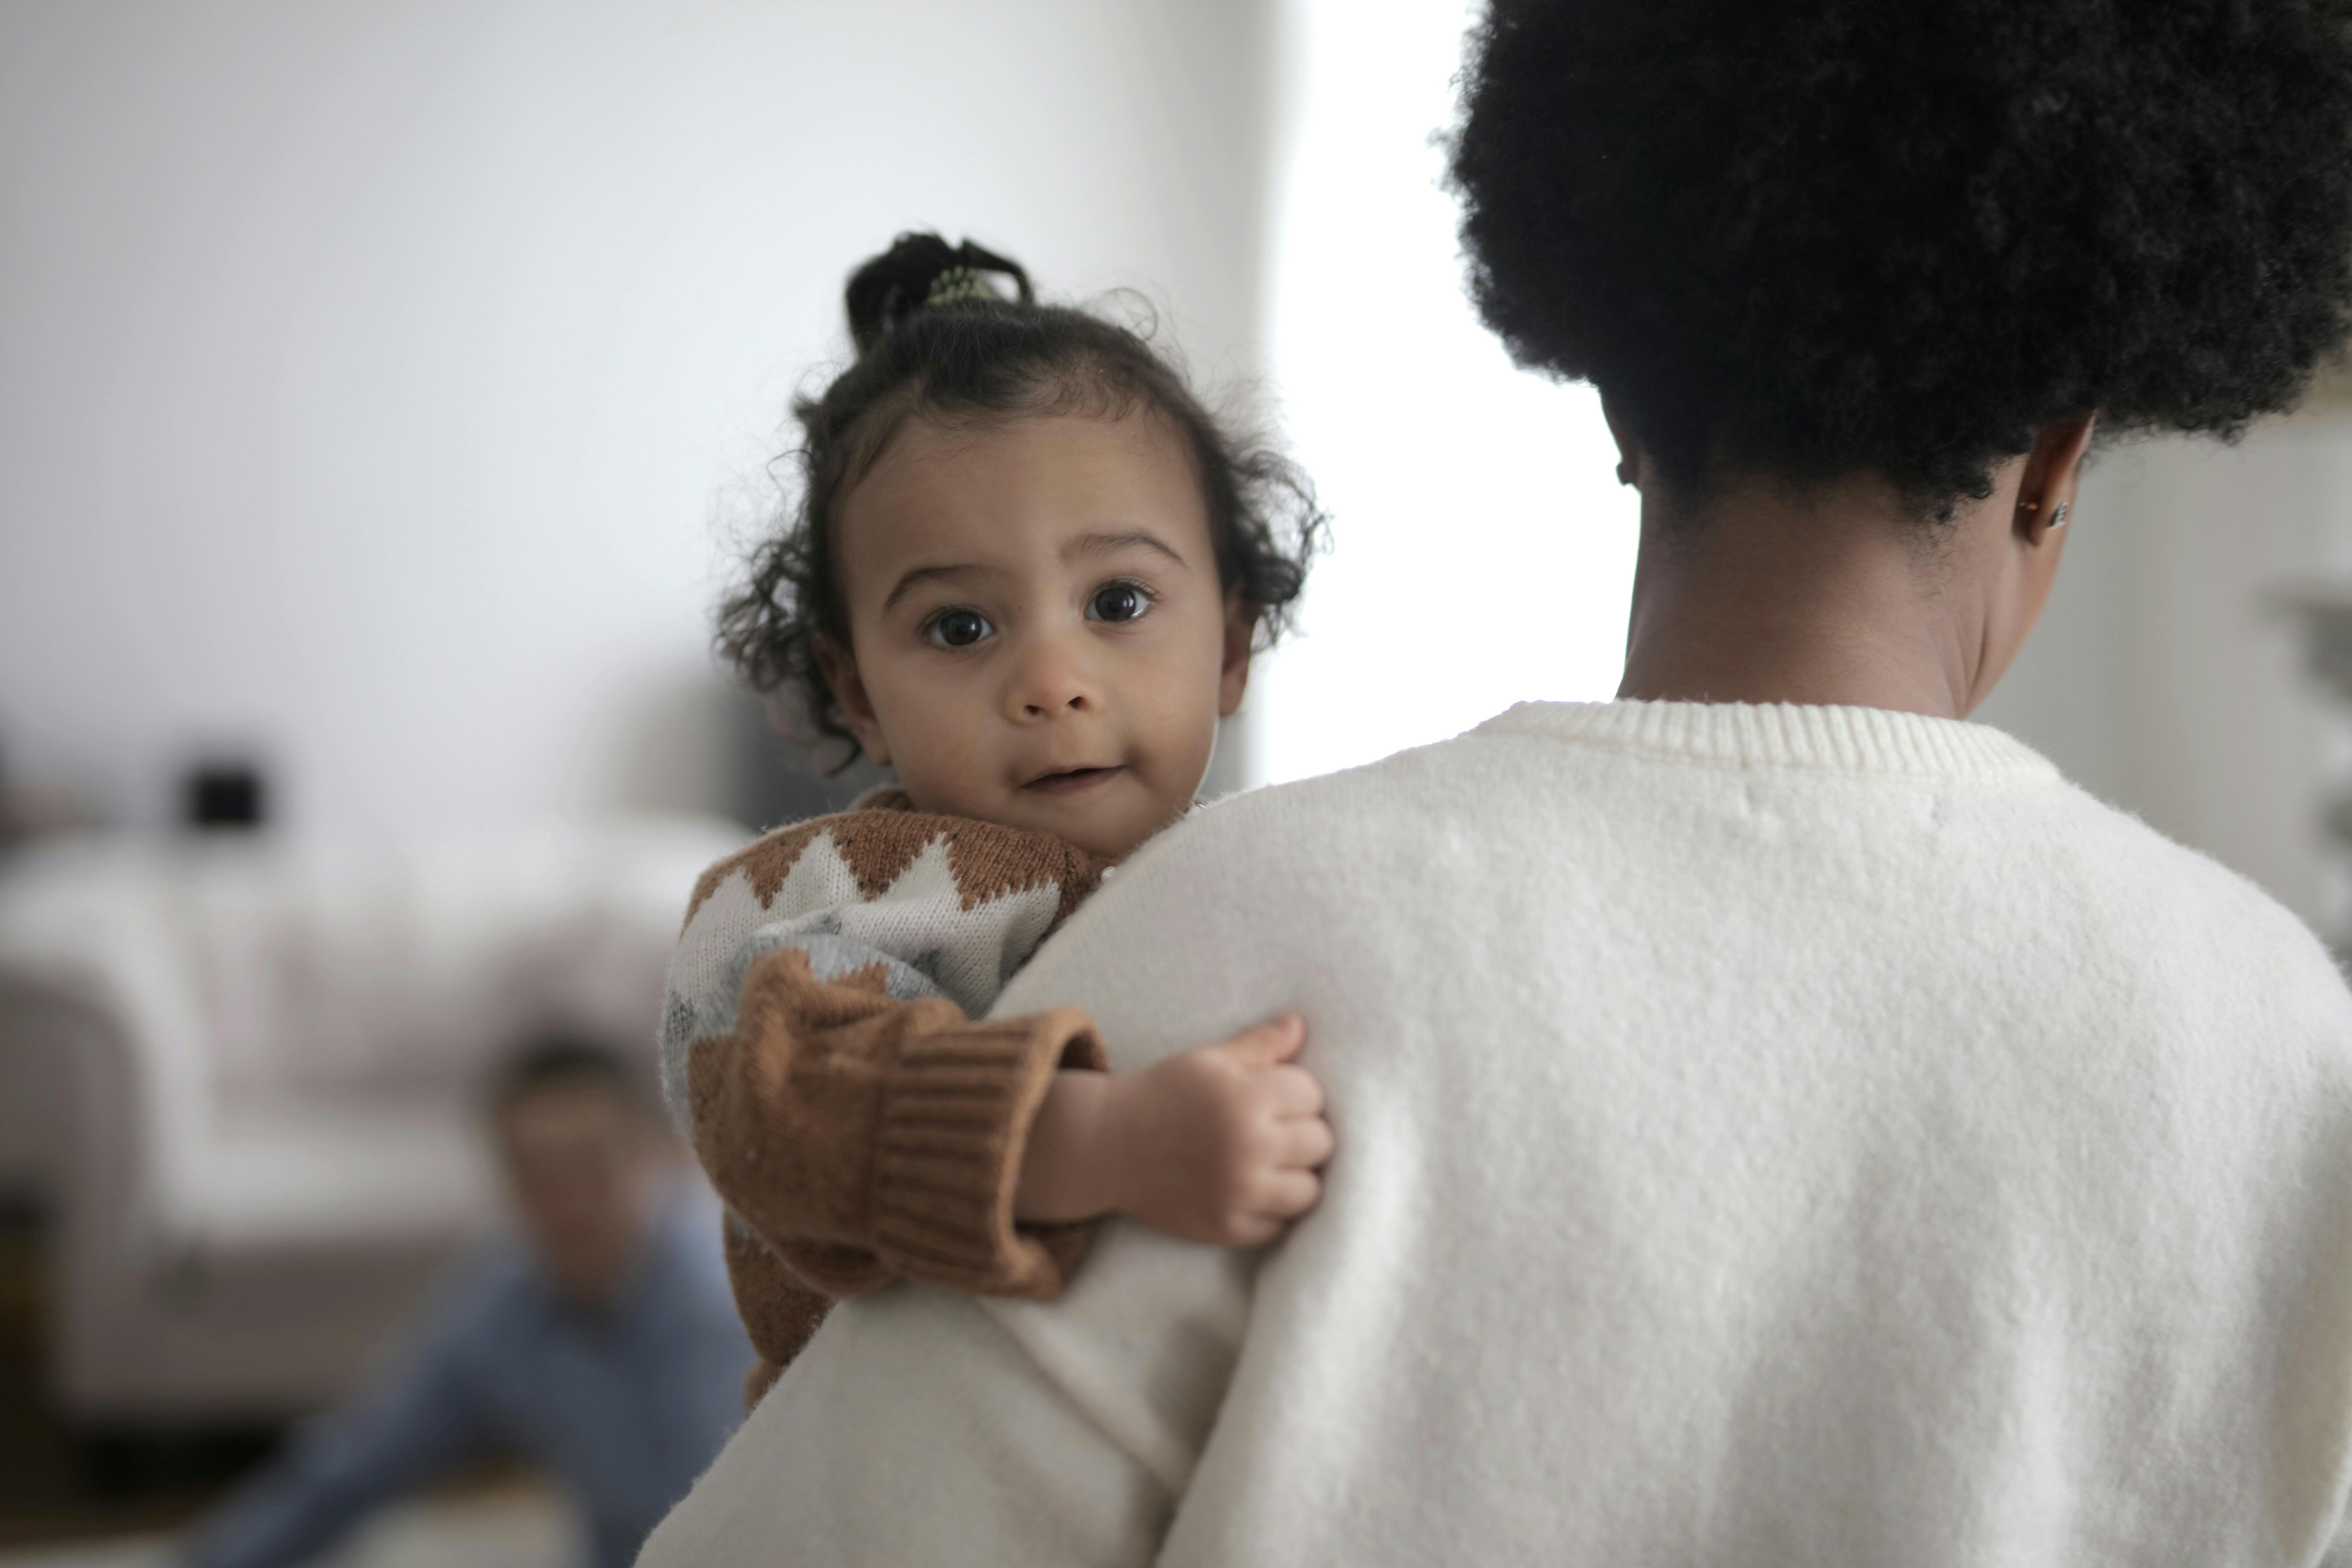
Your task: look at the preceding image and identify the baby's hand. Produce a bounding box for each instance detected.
[1098,1015,1333,1247]
[1014,1015,1334,1245]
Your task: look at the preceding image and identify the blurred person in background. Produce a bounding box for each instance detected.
[180,1038,752,1568]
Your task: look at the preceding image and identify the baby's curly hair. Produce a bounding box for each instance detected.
[719,233,1326,759]
[1451,0,2352,514]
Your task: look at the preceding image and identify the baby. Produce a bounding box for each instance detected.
[659,234,1335,1400]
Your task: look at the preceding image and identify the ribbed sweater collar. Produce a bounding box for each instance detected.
[1471,700,2060,782]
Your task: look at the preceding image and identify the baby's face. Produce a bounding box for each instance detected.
[824,411,1250,860]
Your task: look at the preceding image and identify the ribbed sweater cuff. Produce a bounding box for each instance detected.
[870,1008,1106,1298]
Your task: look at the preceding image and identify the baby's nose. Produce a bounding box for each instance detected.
[1008,636,1101,720]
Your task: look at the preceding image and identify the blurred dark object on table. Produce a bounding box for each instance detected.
[2282,585,2352,704]
[184,763,267,832]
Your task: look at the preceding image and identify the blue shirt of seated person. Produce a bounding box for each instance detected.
[181,1043,753,1568]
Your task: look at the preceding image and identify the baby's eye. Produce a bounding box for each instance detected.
[925,609,993,649]
[1087,581,1153,624]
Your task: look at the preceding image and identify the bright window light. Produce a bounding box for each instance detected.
[1253,0,1638,786]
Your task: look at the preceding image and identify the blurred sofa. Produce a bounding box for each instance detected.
[0,816,743,1425]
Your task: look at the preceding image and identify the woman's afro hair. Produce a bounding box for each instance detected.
[1450,0,2352,511]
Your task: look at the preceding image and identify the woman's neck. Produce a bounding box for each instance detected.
[1615,472,1998,720]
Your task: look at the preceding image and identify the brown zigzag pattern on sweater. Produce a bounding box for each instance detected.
[679,794,921,929]
[680,794,1112,933]
[944,827,1109,926]
[681,833,806,931]
[828,814,942,900]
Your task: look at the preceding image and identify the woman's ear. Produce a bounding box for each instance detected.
[1601,392,1645,488]
[1218,597,1257,719]
[813,634,891,768]
[1963,412,2100,716]
[2011,413,2098,546]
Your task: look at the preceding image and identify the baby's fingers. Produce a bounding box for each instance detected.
[1265,1062,1325,1117]
[1254,1168,1323,1220]
[1275,1116,1336,1171]
[1218,1013,1307,1067]
[1223,1212,1291,1248]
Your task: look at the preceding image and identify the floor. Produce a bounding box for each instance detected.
[0,1207,569,1567]
[0,1478,572,1568]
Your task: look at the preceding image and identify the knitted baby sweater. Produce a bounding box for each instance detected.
[659,789,1114,1389]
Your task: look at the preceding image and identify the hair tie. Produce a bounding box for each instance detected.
[925,266,1000,308]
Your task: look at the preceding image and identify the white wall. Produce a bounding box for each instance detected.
[0,0,1275,833]
[1974,415,2352,940]
[1252,0,1637,784]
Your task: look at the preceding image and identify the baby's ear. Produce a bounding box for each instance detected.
[814,635,891,768]
[1218,599,1258,719]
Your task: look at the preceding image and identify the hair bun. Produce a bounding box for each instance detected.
[844,233,1034,353]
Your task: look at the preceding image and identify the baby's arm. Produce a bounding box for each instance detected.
[691,941,1105,1303]
[1013,1015,1335,1246]
[685,937,1326,1406]
[687,934,1114,1411]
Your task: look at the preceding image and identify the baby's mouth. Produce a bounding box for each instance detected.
[1022,764,1125,796]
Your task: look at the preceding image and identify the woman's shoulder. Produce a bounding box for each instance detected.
[1066,737,1504,934]
[2029,781,2346,997]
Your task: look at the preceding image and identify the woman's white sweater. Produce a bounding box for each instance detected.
[641,701,2352,1567]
